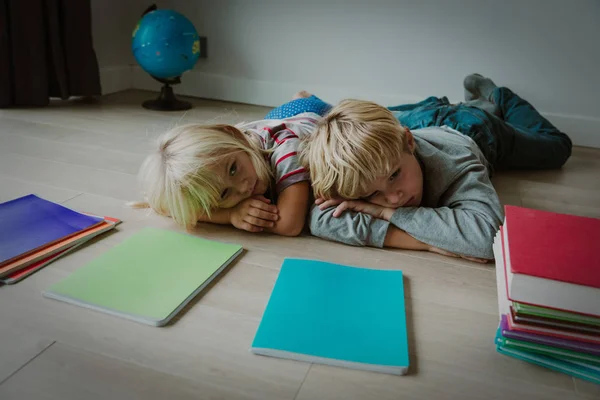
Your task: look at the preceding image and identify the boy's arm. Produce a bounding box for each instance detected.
[383,226,430,250]
[309,203,441,252]
[265,182,310,237]
[308,203,391,247]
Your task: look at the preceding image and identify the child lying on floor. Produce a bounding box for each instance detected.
[131,99,323,237]
[293,74,572,262]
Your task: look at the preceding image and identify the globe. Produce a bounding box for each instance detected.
[131,6,200,111]
[132,9,200,80]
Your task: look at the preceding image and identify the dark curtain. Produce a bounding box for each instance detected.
[0,0,101,107]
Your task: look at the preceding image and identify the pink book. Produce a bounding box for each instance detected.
[502,207,600,317]
[504,205,600,288]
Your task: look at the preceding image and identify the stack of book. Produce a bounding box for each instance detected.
[0,194,120,284]
[493,205,600,384]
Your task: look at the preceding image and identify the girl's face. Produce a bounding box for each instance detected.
[215,151,268,208]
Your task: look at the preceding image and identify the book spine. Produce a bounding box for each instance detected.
[502,328,600,357]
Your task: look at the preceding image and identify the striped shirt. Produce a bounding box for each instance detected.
[239,112,320,193]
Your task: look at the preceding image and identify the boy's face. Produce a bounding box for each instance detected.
[361,130,423,209]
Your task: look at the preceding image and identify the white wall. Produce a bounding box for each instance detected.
[91,0,148,94]
[99,0,600,147]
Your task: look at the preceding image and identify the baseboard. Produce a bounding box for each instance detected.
[131,67,600,149]
[100,66,134,95]
[541,113,600,149]
[131,67,421,107]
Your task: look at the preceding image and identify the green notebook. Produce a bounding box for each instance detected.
[513,302,600,327]
[43,227,242,326]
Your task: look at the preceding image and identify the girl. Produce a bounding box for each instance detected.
[132,92,327,236]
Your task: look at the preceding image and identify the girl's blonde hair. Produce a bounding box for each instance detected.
[130,123,271,230]
[299,99,409,199]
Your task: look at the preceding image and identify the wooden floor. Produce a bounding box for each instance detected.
[1,90,599,400]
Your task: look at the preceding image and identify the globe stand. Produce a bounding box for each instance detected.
[142,76,192,111]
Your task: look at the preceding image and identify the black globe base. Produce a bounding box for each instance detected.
[142,83,191,111]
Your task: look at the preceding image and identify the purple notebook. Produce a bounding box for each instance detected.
[0,195,102,265]
[500,315,600,357]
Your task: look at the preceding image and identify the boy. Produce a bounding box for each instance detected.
[297,74,572,261]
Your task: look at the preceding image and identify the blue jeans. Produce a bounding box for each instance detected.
[266,88,572,171]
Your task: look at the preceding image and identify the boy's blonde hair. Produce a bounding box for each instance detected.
[299,99,409,199]
[131,123,271,230]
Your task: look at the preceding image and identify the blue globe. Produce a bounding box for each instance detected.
[132,9,200,80]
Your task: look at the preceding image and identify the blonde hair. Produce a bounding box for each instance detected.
[299,99,409,199]
[130,123,271,230]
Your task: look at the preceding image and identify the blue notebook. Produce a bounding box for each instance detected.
[0,194,103,265]
[251,258,410,375]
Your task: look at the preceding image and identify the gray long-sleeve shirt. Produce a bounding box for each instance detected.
[308,126,504,259]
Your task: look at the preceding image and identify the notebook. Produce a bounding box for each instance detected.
[507,307,600,345]
[512,302,600,327]
[0,215,121,279]
[494,232,600,344]
[499,315,600,357]
[501,225,599,317]
[512,307,600,335]
[251,258,410,375]
[495,327,600,385]
[0,194,103,266]
[43,227,243,326]
[504,205,600,288]
[1,246,77,284]
[496,325,600,365]
[1,214,121,284]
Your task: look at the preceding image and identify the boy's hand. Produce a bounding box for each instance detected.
[428,245,489,264]
[316,198,395,221]
[229,195,279,232]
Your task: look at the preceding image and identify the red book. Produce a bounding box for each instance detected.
[504,205,600,288]
[501,206,600,317]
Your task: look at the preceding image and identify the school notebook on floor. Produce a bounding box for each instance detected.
[251,258,410,375]
[0,194,103,266]
[43,227,243,326]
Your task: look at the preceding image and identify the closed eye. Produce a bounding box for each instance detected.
[363,190,379,200]
[221,188,229,199]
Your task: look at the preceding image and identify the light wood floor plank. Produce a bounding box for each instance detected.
[0,133,145,175]
[0,176,81,204]
[0,154,138,200]
[0,342,275,400]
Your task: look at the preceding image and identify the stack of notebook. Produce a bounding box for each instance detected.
[493,205,600,384]
[0,194,121,284]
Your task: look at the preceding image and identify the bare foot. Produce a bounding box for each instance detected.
[292,90,312,100]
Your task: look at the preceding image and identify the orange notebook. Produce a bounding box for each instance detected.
[1,246,75,284]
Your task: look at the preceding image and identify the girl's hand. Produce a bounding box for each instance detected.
[229,195,279,232]
[316,198,395,221]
